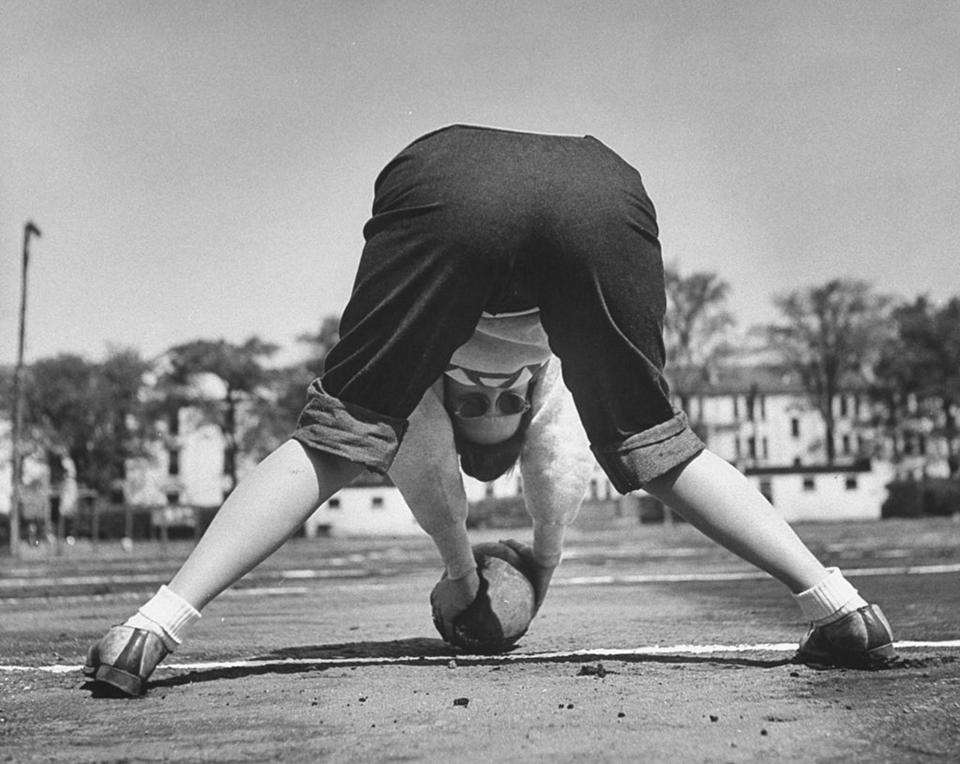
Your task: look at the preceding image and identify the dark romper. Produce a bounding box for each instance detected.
[293,125,704,492]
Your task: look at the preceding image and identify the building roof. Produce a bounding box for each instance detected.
[745,459,872,476]
[666,364,869,396]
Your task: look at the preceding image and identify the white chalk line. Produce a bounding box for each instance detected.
[5,639,960,675]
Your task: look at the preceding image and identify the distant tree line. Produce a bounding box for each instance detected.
[661,267,959,474]
[0,318,339,501]
[2,271,959,503]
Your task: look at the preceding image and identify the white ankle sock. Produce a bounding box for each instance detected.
[125,585,201,650]
[792,568,868,625]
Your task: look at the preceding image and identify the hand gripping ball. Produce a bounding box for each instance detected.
[431,541,537,653]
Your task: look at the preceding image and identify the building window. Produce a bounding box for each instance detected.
[841,434,851,455]
[762,437,769,460]
[802,476,816,492]
[168,409,180,437]
[328,497,341,510]
[791,418,800,438]
[589,479,598,500]
[747,436,757,459]
[845,475,858,490]
[165,491,180,505]
[759,395,766,421]
[371,496,384,509]
[168,448,180,476]
[840,395,848,418]
[732,395,739,419]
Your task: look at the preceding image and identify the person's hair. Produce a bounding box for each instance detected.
[452,407,534,481]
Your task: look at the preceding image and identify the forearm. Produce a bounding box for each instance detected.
[521,359,595,568]
[388,384,476,579]
[418,512,476,579]
[394,464,476,578]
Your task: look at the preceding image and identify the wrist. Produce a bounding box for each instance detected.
[447,567,479,584]
[429,523,476,580]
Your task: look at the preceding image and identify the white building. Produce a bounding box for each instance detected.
[302,468,544,538]
[303,472,418,537]
[745,462,894,523]
[125,406,235,509]
[6,362,948,536]
[669,364,889,521]
[0,419,77,523]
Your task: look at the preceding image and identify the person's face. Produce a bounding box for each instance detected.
[443,377,531,445]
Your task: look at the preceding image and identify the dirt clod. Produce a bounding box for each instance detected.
[577,663,608,677]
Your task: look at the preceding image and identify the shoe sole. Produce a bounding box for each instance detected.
[86,663,145,696]
[797,641,898,669]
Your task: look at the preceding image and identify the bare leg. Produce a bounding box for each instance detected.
[645,449,827,593]
[169,439,361,609]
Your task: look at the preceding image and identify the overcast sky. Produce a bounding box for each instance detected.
[2,1,958,367]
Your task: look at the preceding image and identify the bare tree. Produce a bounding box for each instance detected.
[21,348,150,497]
[873,296,960,475]
[663,265,736,437]
[297,314,341,378]
[764,279,892,464]
[239,314,344,458]
[162,337,278,494]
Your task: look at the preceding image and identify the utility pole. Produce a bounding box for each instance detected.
[9,221,41,558]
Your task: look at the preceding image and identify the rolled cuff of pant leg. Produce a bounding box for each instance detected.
[291,380,409,475]
[592,410,706,493]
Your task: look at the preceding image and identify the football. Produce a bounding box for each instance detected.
[431,541,537,653]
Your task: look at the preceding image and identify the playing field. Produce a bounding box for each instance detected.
[2,517,959,762]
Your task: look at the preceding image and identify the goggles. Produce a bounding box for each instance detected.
[451,391,531,419]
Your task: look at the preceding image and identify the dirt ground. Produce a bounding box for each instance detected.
[3,519,960,763]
